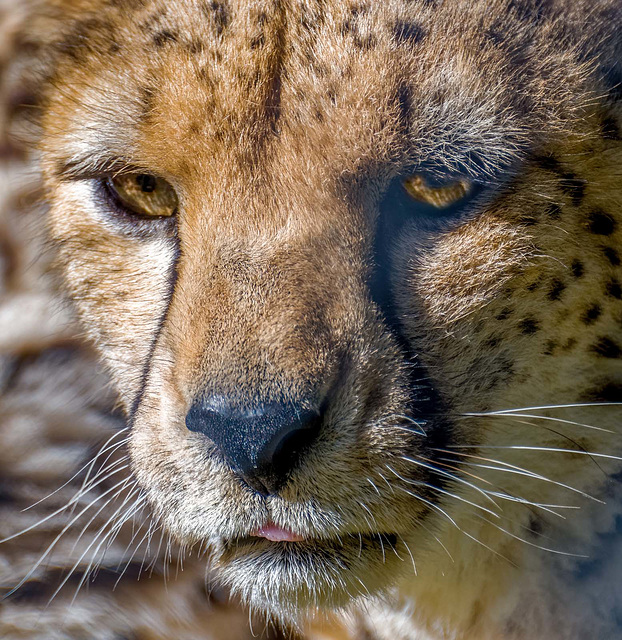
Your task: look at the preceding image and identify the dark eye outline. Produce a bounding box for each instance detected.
[103,173,179,219]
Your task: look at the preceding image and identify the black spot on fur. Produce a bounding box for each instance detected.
[250,33,265,49]
[562,337,577,352]
[528,516,544,537]
[571,259,584,278]
[591,337,622,359]
[603,247,621,266]
[356,34,377,50]
[544,203,562,220]
[582,304,602,325]
[393,21,426,46]
[520,215,538,226]
[602,116,621,140]
[588,209,617,236]
[139,10,161,32]
[484,27,505,48]
[543,339,557,356]
[534,154,562,173]
[534,156,585,206]
[139,85,156,118]
[606,278,622,300]
[340,19,355,36]
[547,278,565,301]
[57,18,115,61]
[508,0,548,23]
[526,281,539,292]
[153,29,178,47]
[187,39,205,54]
[496,307,513,321]
[518,317,539,334]
[341,17,376,50]
[202,1,229,35]
[396,83,412,127]
[559,173,586,207]
[602,64,622,102]
[584,383,622,402]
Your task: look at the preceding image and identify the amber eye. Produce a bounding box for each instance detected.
[106,173,178,217]
[402,174,473,209]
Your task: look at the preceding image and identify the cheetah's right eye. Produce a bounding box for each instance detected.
[105,173,178,218]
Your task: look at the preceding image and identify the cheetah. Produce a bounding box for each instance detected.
[3,0,622,638]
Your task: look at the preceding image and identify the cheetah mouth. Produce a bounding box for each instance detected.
[214,530,406,611]
[220,531,400,559]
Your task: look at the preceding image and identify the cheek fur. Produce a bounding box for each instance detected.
[47,182,178,406]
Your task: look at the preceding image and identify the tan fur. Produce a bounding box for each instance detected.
[4,0,622,638]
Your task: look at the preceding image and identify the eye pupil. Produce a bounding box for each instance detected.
[137,174,157,193]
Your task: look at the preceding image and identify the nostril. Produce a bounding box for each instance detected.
[265,413,322,484]
[185,398,322,496]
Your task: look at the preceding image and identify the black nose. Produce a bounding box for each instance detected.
[185,397,322,495]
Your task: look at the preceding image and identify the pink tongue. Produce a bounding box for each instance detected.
[253,523,305,542]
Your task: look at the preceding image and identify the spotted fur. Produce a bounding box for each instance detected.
[5,0,622,638]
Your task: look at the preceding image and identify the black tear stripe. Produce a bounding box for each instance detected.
[368,212,459,500]
[129,240,181,425]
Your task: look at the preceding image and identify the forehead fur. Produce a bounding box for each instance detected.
[36,0,614,191]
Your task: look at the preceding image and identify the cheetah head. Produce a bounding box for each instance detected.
[34,0,622,624]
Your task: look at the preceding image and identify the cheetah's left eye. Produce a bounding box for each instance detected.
[402,174,474,210]
[105,173,178,218]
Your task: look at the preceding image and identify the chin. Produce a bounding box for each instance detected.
[211,534,406,621]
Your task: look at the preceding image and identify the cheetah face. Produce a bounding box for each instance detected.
[38,0,622,622]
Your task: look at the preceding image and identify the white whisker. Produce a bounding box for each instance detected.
[4,476,133,598]
[399,455,502,512]
[471,514,589,558]
[449,444,622,462]
[434,449,602,503]
[21,430,129,512]
[461,412,613,433]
